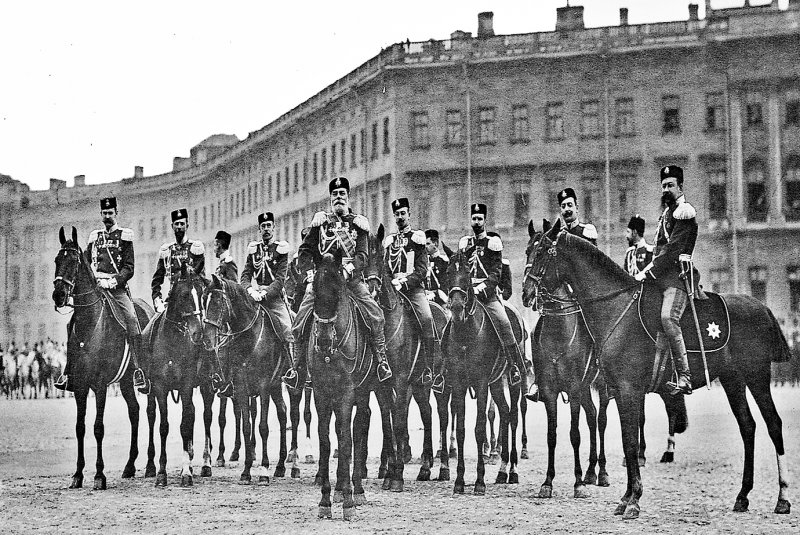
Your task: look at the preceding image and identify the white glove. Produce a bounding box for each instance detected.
[107,278,117,289]
[438,289,449,303]
[425,290,435,301]
[305,270,314,283]
[634,271,646,282]
[391,279,403,291]
[343,263,355,280]
[97,279,110,289]
[473,282,487,296]
[248,287,263,301]
[154,297,165,313]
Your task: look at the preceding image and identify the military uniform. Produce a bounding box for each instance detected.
[565,221,598,246]
[499,259,513,301]
[426,249,450,306]
[151,239,205,304]
[624,241,653,277]
[214,231,238,282]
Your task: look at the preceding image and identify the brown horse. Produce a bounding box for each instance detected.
[52,226,152,490]
[523,220,792,518]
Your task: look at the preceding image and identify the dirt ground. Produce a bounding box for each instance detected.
[1,385,798,534]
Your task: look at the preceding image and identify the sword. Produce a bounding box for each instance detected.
[681,255,711,390]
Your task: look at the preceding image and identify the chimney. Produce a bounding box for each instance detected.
[49,178,66,191]
[73,174,85,187]
[619,7,629,26]
[477,12,494,38]
[556,4,585,32]
[688,3,699,21]
[134,165,144,179]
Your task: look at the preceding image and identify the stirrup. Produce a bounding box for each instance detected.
[525,382,539,402]
[666,377,692,396]
[282,368,300,392]
[431,374,445,395]
[377,361,393,382]
[216,381,234,398]
[54,374,70,392]
[509,365,522,387]
[421,367,433,386]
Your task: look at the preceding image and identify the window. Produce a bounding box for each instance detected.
[749,266,767,303]
[210,204,215,227]
[371,122,378,159]
[514,192,529,227]
[411,112,430,149]
[247,185,252,213]
[445,184,464,230]
[10,266,19,300]
[340,138,346,171]
[478,107,497,145]
[617,177,634,223]
[746,94,763,127]
[217,201,221,225]
[235,193,240,217]
[370,193,379,229]
[582,178,601,223]
[511,105,529,143]
[705,92,725,130]
[321,149,327,179]
[787,100,800,127]
[746,161,767,222]
[360,129,366,162]
[268,175,273,202]
[27,266,35,299]
[40,265,49,300]
[294,163,299,192]
[383,118,390,154]
[709,268,731,294]
[789,266,800,312]
[150,218,157,239]
[445,110,463,146]
[708,169,727,220]
[615,97,635,136]
[162,215,167,236]
[276,172,281,200]
[350,134,357,167]
[312,153,318,183]
[254,183,258,208]
[785,157,800,221]
[580,100,601,138]
[417,187,430,229]
[546,102,564,140]
[662,95,681,134]
[331,143,337,175]
[285,166,290,196]
[303,158,308,190]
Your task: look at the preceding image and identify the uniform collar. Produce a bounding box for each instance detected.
[473,230,487,240]
[675,195,686,205]
[262,237,274,247]
[174,235,188,245]
[219,250,232,263]
[104,224,119,233]
[566,220,581,230]
[635,237,650,248]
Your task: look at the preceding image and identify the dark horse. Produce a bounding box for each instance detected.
[523,222,792,518]
[142,263,215,487]
[306,252,400,520]
[443,251,520,495]
[201,274,289,483]
[52,226,153,490]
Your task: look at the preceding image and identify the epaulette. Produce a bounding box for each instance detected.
[582,224,598,241]
[458,236,471,250]
[411,230,426,245]
[190,240,205,255]
[626,245,635,253]
[276,240,291,255]
[438,252,450,263]
[673,201,696,220]
[120,227,134,241]
[311,211,327,227]
[247,241,260,255]
[382,234,395,248]
[352,214,370,232]
[159,242,171,259]
[292,252,298,260]
[643,243,654,252]
[487,235,503,252]
[88,230,99,244]
[502,259,510,266]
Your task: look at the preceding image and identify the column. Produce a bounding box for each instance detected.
[767,90,784,223]
[729,91,744,219]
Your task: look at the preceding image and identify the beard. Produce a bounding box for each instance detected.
[471,223,483,235]
[661,191,675,206]
[627,236,635,247]
[174,230,186,242]
[332,201,347,216]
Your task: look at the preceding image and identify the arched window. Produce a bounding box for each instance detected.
[785,156,800,221]
[745,159,767,222]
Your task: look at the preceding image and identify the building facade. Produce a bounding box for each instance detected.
[2,1,800,351]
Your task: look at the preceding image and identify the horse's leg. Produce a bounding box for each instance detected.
[272,387,288,478]
[581,388,599,486]
[452,387,467,494]
[217,396,228,467]
[597,386,610,486]
[487,397,498,464]
[288,388,301,477]
[145,394,157,477]
[412,385,433,482]
[569,397,589,498]
[92,385,108,490]
[473,381,488,495]
[435,390,450,481]
[377,387,393,486]
[490,380,511,485]
[538,394,558,498]
[396,381,412,465]
[352,390,371,504]
[179,385,195,487]
[200,384,214,477]
[119,377,140,478]
[230,395,242,463]
[70,388,89,489]
[155,389,170,487]
[748,376,791,514]
[638,395,647,467]
[317,399,333,518]
[334,395,356,521]
[520,389,529,460]
[256,389,271,484]
[449,395,457,459]
[238,390,254,484]
[614,390,644,520]
[504,380,520,483]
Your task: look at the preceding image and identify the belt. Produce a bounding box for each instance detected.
[471,277,487,285]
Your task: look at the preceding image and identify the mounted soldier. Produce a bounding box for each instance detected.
[382,197,436,386]
[623,215,653,277]
[213,230,238,282]
[240,211,296,390]
[284,176,392,389]
[55,196,144,391]
[634,165,697,395]
[286,227,311,313]
[424,229,451,307]
[558,188,598,246]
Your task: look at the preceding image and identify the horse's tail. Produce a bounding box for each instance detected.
[672,394,688,435]
[766,307,792,363]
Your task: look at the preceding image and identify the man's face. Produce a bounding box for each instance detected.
[172,220,187,241]
[101,208,117,228]
[213,239,225,258]
[625,228,636,247]
[560,198,578,225]
[471,214,486,234]
[260,221,275,242]
[330,188,349,216]
[425,238,438,256]
[394,207,410,230]
[661,178,682,205]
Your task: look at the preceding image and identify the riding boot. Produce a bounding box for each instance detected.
[504,344,522,387]
[524,359,539,402]
[421,337,436,386]
[431,337,448,394]
[54,374,71,392]
[667,350,692,396]
[130,334,150,394]
[212,355,234,398]
[282,341,302,392]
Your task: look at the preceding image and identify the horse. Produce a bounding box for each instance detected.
[215,395,257,467]
[2,351,19,399]
[142,262,215,487]
[52,226,152,490]
[200,274,289,484]
[522,219,792,518]
[442,251,520,495]
[304,251,400,520]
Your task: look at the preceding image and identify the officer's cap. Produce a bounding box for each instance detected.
[214,230,231,249]
[329,176,350,194]
[100,197,117,210]
[627,214,645,236]
[391,198,410,212]
[470,203,487,216]
[424,229,439,241]
[258,212,274,225]
[171,208,188,222]
[660,165,684,185]
[557,188,577,206]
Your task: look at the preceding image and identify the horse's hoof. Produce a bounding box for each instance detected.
[583,472,597,486]
[638,457,646,468]
[333,490,344,503]
[145,463,156,478]
[520,448,529,460]
[538,485,553,499]
[258,476,270,485]
[229,453,240,463]
[318,506,332,519]
[598,472,610,487]
[93,476,106,491]
[274,466,285,478]
[215,459,225,468]
[775,498,791,514]
[155,473,168,487]
[509,472,519,484]
[449,446,457,459]
[733,496,749,512]
[473,482,486,496]
[291,467,300,479]
[69,476,83,489]
[180,475,193,487]
[613,502,627,515]
[495,471,508,484]
[201,466,212,478]
[314,475,324,487]
[342,505,355,521]
[390,479,404,493]
[416,467,431,482]
[354,492,366,506]
[622,503,640,520]
[382,477,391,491]
[453,481,465,494]
[121,465,136,479]
[574,485,590,499]
[437,468,450,481]
[660,451,674,463]
[403,452,412,465]
[238,474,251,485]
[378,467,388,480]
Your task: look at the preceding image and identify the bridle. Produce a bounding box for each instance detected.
[202,288,260,352]
[53,246,102,312]
[162,277,205,345]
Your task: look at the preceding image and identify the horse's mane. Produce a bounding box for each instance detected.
[560,232,633,287]
[221,278,257,319]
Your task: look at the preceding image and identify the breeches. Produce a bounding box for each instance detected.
[404,288,437,342]
[481,297,517,348]
[106,288,141,336]
[659,287,688,360]
[259,298,294,343]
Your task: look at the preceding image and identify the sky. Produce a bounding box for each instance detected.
[0,0,785,191]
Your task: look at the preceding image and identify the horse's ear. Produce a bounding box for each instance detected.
[377,223,384,243]
[528,219,536,238]
[71,226,78,244]
[543,219,551,233]
[59,227,66,245]
[211,273,221,288]
[551,218,561,234]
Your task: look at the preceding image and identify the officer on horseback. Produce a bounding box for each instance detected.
[623,215,653,277]
[56,197,144,391]
[424,229,451,307]
[383,198,436,386]
[558,188,598,245]
[213,230,238,282]
[633,165,697,395]
[240,211,296,389]
[285,176,392,389]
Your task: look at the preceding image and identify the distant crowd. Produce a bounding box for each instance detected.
[1,339,68,399]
